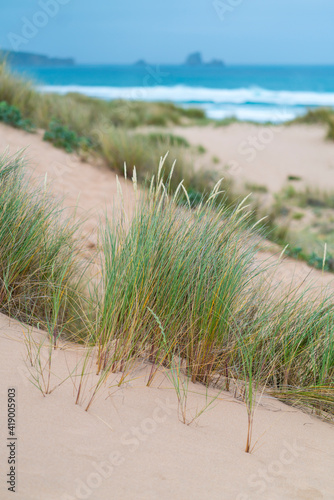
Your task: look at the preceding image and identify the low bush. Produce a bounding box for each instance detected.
[0,101,34,131]
[43,121,93,153]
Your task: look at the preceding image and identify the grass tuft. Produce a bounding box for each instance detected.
[0,152,84,336]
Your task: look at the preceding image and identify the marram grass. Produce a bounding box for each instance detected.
[0,152,85,338]
[90,162,334,425]
[1,145,333,452]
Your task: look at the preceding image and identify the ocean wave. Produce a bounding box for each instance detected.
[205,106,298,123]
[39,84,334,107]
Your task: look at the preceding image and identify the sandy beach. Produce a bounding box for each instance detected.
[1,121,334,499]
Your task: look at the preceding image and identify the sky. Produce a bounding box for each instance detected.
[1,0,334,65]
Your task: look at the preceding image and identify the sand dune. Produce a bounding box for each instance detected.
[1,123,334,499]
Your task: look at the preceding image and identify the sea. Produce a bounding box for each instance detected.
[14,64,334,124]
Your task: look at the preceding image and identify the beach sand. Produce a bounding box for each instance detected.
[1,122,334,499]
[171,123,334,194]
[0,313,334,500]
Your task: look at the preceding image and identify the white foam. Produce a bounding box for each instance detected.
[205,106,298,123]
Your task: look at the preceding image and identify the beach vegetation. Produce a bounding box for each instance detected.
[244,182,268,194]
[43,120,93,153]
[248,183,334,272]
[3,61,334,278]
[287,175,302,182]
[292,107,334,126]
[214,116,240,127]
[292,212,304,220]
[0,153,84,335]
[0,101,34,131]
[87,166,334,450]
[292,107,334,141]
[0,62,215,195]
[137,131,190,148]
[0,151,333,453]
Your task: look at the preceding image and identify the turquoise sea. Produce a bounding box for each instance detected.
[14,64,334,123]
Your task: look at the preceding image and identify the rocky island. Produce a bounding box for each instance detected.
[184,52,224,67]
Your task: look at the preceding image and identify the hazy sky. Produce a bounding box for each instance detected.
[1,0,334,65]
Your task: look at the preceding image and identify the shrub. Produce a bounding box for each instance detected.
[288,175,302,181]
[43,121,93,153]
[0,101,34,131]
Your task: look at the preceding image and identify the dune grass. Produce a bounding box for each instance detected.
[92,168,259,384]
[0,153,84,337]
[292,107,334,126]
[81,164,334,453]
[99,127,199,192]
[328,119,334,141]
[137,131,190,148]
[0,60,37,117]
[291,107,334,141]
[1,149,333,454]
[259,184,334,271]
[89,165,334,429]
